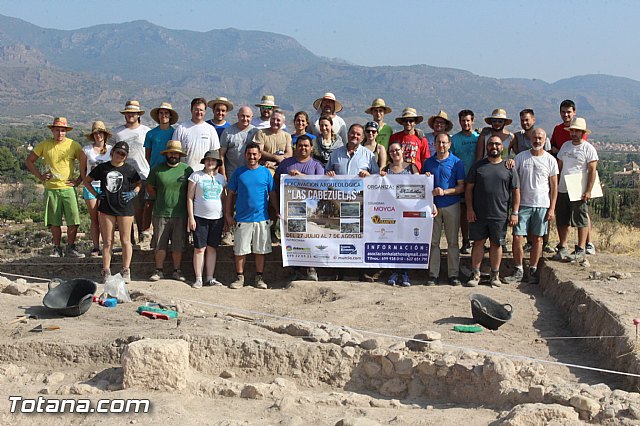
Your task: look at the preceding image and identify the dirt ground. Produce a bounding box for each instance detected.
[1,248,640,425]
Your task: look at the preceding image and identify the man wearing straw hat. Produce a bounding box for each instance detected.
[251,95,287,131]
[552,117,598,263]
[173,97,221,173]
[206,96,234,138]
[475,108,514,160]
[389,107,431,172]
[365,98,393,149]
[112,100,151,245]
[26,117,86,258]
[426,110,454,157]
[147,140,193,282]
[312,92,348,143]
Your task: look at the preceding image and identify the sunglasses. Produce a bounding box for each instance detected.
[366,129,378,134]
[261,106,273,110]
[402,119,416,124]
[113,149,127,156]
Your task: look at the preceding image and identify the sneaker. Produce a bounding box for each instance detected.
[192,278,203,289]
[65,244,85,258]
[543,243,556,254]
[141,231,152,243]
[221,232,234,246]
[149,269,164,282]
[465,270,481,287]
[585,242,596,255]
[172,269,186,281]
[504,268,524,284]
[528,267,539,285]
[101,269,111,285]
[206,278,223,286]
[306,268,319,282]
[120,268,131,283]
[460,241,472,255]
[490,270,502,287]
[501,243,509,254]
[448,276,462,286]
[569,246,586,262]
[362,270,382,282]
[400,272,411,287]
[50,246,63,258]
[523,243,532,253]
[387,272,398,286]
[90,248,101,258]
[425,276,438,286]
[254,275,268,289]
[229,274,244,289]
[552,246,570,261]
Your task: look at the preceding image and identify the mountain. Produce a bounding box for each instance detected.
[0,13,637,142]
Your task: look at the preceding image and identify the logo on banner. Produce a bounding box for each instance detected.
[371,215,396,224]
[403,211,427,218]
[339,244,357,254]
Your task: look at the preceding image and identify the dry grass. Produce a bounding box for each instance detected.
[545,217,640,255]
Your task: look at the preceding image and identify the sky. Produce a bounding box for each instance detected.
[0,0,637,83]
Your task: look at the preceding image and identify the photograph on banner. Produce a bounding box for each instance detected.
[280,174,434,269]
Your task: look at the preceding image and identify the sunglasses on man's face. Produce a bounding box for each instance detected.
[403,119,416,124]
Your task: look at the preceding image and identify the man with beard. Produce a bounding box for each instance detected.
[251,95,288,131]
[147,140,193,282]
[172,97,221,173]
[426,110,454,157]
[312,92,348,143]
[465,136,520,287]
[206,96,234,138]
[505,129,558,285]
[475,108,514,160]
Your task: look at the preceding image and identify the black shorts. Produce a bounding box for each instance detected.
[469,218,507,245]
[556,192,589,228]
[193,216,224,249]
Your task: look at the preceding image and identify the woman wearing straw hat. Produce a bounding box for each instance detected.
[81,121,113,257]
[84,141,142,284]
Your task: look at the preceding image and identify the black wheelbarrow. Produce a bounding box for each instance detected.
[469,293,513,330]
[43,278,97,317]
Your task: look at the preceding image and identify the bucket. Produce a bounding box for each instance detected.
[469,293,513,330]
[43,278,97,317]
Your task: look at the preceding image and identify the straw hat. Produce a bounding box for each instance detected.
[565,117,591,134]
[47,117,73,131]
[85,121,112,140]
[365,98,392,115]
[313,92,343,113]
[200,150,221,164]
[484,108,512,125]
[427,110,454,133]
[160,140,187,156]
[150,102,179,125]
[255,95,279,108]
[395,107,424,125]
[120,100,145,115]
[207,96,234,112]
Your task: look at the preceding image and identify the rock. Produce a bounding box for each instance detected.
[407,377,425,398]
[482,356,516,383]
[219,370,235,379]
[45,372,65,385]
[306,328,330,343]
[388,342,405,351]
[569,395,600,418]
[272,396,295,412]
[603,407,615,419]
[281,322,314,337]
[393,357,415,376]
[241,384,264,399]
[501,403,580,426]
[363,362,381,378]
[629,403,640,420]
[407,331,441,351]
[121,339,189,391]
[38,387,50,395]
[342,347,356,358]
[335,418,381,426]
[379,378,407,397]
[70,383,103,395]
[528,385,545,402]
[2,282,28,295]
[360,338,382,350]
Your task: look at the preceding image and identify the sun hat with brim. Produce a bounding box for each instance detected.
[160,140,187,156]
[255,95,279,108]
[484,108,512,125]
[85,120,112,140]
[565,117,591,134]
[313,92,343,113]
[150,102,179,125]
[120,100,145,115]
[428,110,454,133]
[207,97,234,112]
[47,117,73,131]
[365,98,392,115]
[200,150,221,164]
[395,107,424,125]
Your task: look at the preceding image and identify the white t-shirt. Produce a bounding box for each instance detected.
[514,150,559,208]
[557,141,599,193]
[112,124,151,179]
[312,114,348,144]
[173,120,220,172]
[83,144,112,188]
[188,170,226,220]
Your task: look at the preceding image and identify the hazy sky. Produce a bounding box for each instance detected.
[0,0,636,83]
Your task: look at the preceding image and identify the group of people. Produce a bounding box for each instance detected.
[26,92,598,289]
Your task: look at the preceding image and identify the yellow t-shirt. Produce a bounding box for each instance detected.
[33,138,82,189]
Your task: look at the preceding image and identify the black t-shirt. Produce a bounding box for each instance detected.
[89,161,141,216]
[467,158,519,220]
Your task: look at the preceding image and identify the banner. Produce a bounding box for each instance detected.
[280,174,434,269]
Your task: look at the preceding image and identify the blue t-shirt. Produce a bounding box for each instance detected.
[206,120,231,139]
[143,126,175,168]
[422,153,465,208]
[291,132,316,148]
[228,165,274,222]
[450,131,479,175]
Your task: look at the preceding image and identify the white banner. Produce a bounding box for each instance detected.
[280,174,434,269]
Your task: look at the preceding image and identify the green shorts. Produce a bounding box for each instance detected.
[44,187,81,227]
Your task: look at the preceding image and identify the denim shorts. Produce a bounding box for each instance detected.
[513,206,548,236]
